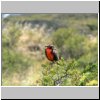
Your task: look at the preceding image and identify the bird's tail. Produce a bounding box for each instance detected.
[59,55,61,60]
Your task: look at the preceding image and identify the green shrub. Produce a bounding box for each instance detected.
[41,58,98,86]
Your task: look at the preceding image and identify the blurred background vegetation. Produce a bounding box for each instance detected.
[2,14,98,86]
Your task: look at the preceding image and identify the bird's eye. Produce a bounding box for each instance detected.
[52,46,54,49]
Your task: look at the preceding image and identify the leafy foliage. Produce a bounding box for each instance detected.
[42,58,98,86]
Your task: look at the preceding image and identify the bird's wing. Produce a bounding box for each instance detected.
[52,49,59,61]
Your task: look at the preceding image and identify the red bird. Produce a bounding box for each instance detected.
[45,45,59,62]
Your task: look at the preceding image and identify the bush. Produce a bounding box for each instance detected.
[41,58,98,86]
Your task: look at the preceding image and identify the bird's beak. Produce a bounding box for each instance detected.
[45,46,48,48]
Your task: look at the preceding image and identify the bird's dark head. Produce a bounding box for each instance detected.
[45,45,54,50]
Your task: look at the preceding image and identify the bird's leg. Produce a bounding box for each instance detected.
[49,61,56,69]
[50,61,54,66]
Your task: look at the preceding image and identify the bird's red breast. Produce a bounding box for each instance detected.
[45,48,54,61]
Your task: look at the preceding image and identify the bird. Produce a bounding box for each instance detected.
[45,45,59,62]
